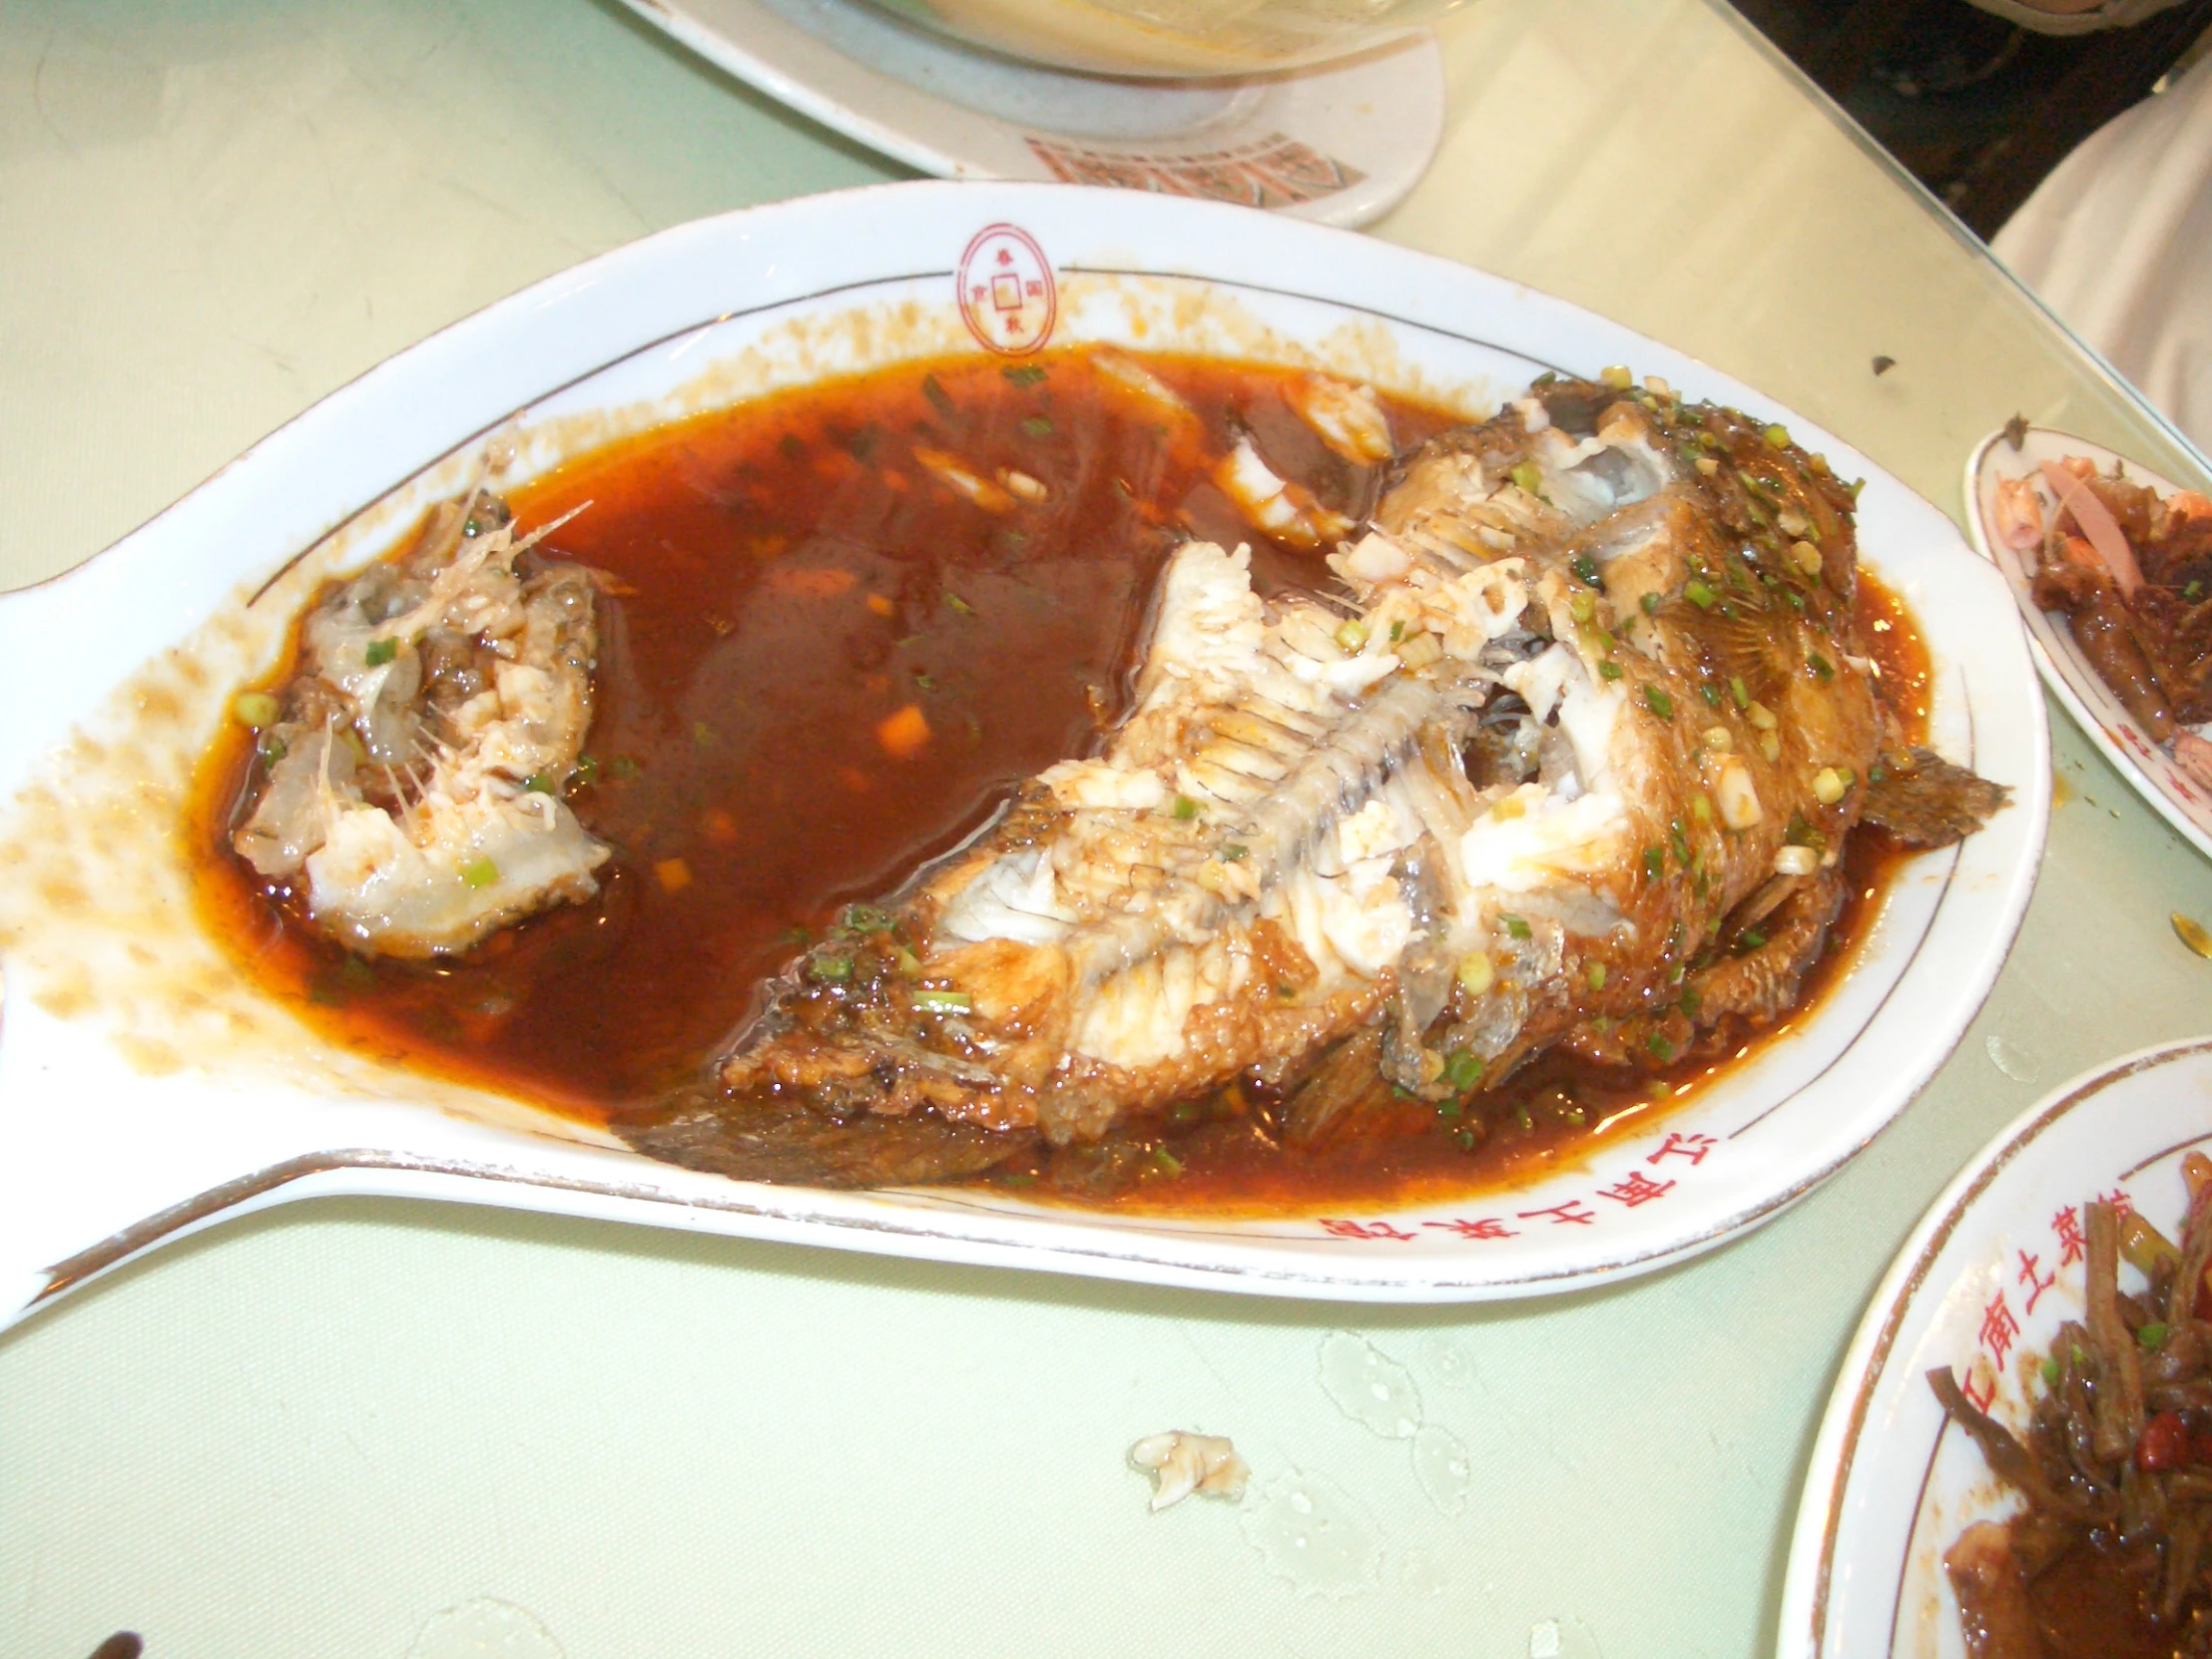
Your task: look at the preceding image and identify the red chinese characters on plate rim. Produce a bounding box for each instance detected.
[1314,1130,1717,1242]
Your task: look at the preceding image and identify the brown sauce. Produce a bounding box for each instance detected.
[193,349,1931,1208]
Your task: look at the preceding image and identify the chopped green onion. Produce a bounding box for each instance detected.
[1642,686,1674,719]
[1729,675,1749,709]
[1599,364,1633,389]
[232,691,280,728]
[807,955,853,983]
[1444,1049,1484,1091]
[1172,795,1200,821]
[1735,926,1769,953]
[1388,620,1404,642]
[1808,652,1834,683]
[1763,423,1790,448]
[1586,963,1608,991]
[1645,1033,1675,1061]
[911,987,972,1012]
[1643,846,1664,881]
[460,855,500,889]
[1220,844,1249,861]
[1700,681,1722,707]
[522,773,555,795]
[1436,1099,1463,1120]
[1570,591,1597,624]
[1598,660,1624,681]
[1151,1147,1184,1177]
[1691,793,1712,825]
[1572,554,1602,588]
[1679,986,1702,1017]
[922,373,956,416]
[1684,579,1718,609]
[1499,912,1532,940]
[573,754,600,785]
[365,637,398,667]
[1020,415,1053,437]
[1001,363,1048,386]
[2140,1321,2172,1352]
[1335,618,1370,652]
[1510,460,1544,495]
[843,904,894,931]
[945,592,974,616]
[2188,580,2205,601]
[1641,592,1661,616]
[1456,951,1494,994]
[2040,1358,2060,1387]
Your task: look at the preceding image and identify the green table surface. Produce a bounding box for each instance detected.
[4,2,2209,1655]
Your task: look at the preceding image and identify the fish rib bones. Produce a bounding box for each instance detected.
[700,378,1929,1163]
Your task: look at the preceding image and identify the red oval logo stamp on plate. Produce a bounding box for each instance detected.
[956,224,1056,355]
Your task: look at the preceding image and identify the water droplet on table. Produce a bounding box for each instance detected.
[1528,1615,1605,1658]
[1318,1330,1422,1438]
[407,1599,564,1659]
[1419,1333,1474,1388]
[1240,1469,1383,1599]
[1398,1548,1450,1596]
[1984,1032,2040,1083]
[1411,1422,1472,1515]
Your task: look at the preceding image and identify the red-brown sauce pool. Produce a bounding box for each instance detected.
[193,350,1930,1209]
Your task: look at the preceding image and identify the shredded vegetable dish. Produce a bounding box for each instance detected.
[1935,1154,2212,1657]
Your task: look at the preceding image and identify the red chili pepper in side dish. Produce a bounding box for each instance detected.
[2139,1409,2192,1470]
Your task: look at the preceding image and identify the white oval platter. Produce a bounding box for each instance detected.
[1779,1036,2212,1657]
[0,180,2046,1327]
[1963,425,2212,861]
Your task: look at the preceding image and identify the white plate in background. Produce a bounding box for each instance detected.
[614,0,1444,229]
[1780,1036,2212,1657]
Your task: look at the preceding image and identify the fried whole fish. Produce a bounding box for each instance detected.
[628,376,2004,1187]
[232,489,609,956]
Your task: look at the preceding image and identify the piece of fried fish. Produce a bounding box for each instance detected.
[631,377,2004,1185]
[232,489,609,957]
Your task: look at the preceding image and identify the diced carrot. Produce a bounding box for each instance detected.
[701,809,738,846]
[654,857,693,893]
[866,593,896,618]
[764,566,857,598]
[881,471,909,493]
[876,703,931,759]
[839,766,872,794]
[2173,490,2212,523]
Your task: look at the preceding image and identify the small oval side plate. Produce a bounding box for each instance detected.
[1963,426,2212,860]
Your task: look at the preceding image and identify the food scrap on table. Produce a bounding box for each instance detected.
[1129,1430,1250,1511]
